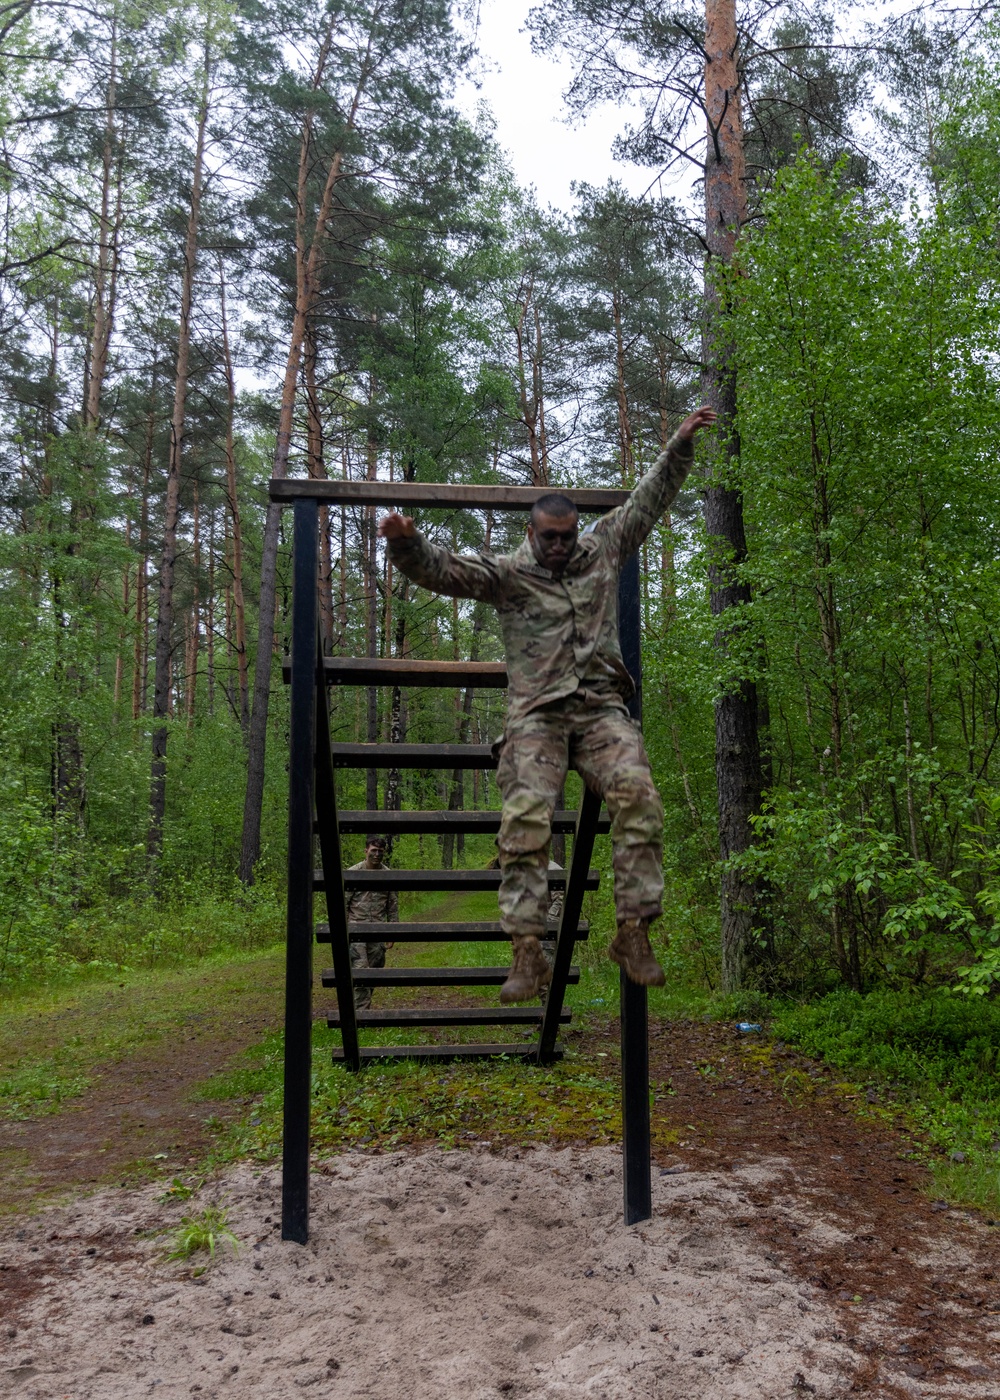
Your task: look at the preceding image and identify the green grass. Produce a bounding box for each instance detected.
[162,1206,239,1262]
[771,989,1000,1214]
[201,1022,623,1164]
[0,946,283,1122]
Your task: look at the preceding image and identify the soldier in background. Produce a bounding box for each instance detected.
[379,406,716,1004]
[346,835,397,1010]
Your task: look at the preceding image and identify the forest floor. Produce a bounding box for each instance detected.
[1,929,999,1399]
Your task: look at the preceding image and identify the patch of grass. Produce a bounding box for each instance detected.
[204,1023,623,1164]
[772,989,1000,1214]
[163,1206,239,1261]
[0,946,283,1123]
[0,1063,92,1119]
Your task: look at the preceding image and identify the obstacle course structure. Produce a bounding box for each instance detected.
[271,477,653,1242]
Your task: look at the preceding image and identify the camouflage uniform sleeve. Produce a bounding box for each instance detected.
[387,530,505,604]
[600,429,694,563]
[387,886,398,923]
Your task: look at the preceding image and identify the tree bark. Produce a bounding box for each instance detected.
[702,0,768,993]
[239,25,372,882]
[219,260,250,737]
[148,47,210,864]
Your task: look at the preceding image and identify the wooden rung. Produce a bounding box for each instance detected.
[331,742,495,769]
[316,921,589,942]
[329,809,611,834]
[284,657,508,688]
[268,478,630,511]
[328,1007,570,1027]
[321,966,580,987]
[319,869,600,892]
[331,1044,563,1062]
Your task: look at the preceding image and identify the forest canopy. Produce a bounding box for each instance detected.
[3,0,1000,1002]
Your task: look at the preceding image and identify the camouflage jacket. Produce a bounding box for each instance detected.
[386,432,694,724]
[345,859,398,925]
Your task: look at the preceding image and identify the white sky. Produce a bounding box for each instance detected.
[453,0,655,214]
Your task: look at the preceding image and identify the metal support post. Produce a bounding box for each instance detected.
[314,636,361,1071]
[618,551,652,1226]
[282,498,318,1244]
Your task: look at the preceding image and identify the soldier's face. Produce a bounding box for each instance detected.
[365,843,383,866]
[528,510,579,575]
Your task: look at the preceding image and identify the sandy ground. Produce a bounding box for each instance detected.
[2,1143,999,1400]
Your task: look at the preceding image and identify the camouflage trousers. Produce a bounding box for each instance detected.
[350,941,386,1011]
[495,690,664,939]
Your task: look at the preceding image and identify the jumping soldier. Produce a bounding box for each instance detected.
[346,835,397,1010]
[378,406,716,1003]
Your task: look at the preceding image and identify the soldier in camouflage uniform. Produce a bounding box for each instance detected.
[378,406,716,1002]
[346,835,397,1010]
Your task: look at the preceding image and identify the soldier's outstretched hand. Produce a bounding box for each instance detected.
[677,405,717,439]
[378,512,416,540]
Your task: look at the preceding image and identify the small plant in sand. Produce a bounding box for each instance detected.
[163,1206,239,1262]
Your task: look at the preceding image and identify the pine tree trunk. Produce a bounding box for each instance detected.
[148,52,210,864]
[702,0,768,993]
[239,29,371,883]
[133,400,154,719]
[219,261,250,737]
[186,481,200,725]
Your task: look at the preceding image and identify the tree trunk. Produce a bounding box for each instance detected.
[148,48,210,864]
[239,27,371,883]
[702,0,768,993]
[219,259,250,737]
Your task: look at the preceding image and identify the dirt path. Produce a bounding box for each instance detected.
[0,955,285,1213]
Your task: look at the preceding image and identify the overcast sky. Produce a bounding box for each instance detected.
[453,0,655,214]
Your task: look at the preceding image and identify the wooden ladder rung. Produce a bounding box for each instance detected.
[329,809,611,834]
[321,966,579,987]
[319,869,600,892]
[331,1044,563,1062]
[331,742,495,768]
[284,657,508,687]
[328,1007,570,1028]
[316,920,589,941]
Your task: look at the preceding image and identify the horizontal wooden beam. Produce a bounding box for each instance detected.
[268,478,630,511]
[316,921,589,941]
[321,966,579,987]
[331,810,610,835]
[331,1044,562,1062]
[331,743,495,769]
[319,868,599,892]
[328,1007,569,1027]
[285,657,508,688]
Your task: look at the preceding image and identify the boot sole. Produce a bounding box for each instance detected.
[608,950,666,987]
[499,968,552,1005]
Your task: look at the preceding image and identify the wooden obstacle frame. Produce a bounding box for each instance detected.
[270,477,653,1242]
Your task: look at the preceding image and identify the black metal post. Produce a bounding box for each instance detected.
[537,785,602,1064]
[314,636,361,1071]
[618,552,652,1225]
[282,498,318,1244]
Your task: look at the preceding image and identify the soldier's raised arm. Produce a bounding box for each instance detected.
[606,405,717,563]
[379,512,505,605]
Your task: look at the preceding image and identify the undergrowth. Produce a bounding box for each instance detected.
[770,989,1000,1214]
[202,1025,625,1164]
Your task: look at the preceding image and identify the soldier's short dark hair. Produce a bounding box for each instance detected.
[365,834,387,849]
[531,493,578,524]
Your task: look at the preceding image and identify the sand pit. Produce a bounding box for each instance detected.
[0,1142,903,1399]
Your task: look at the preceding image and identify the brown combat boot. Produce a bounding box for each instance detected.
[499,934,552,1004]
[609,919,666,986]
